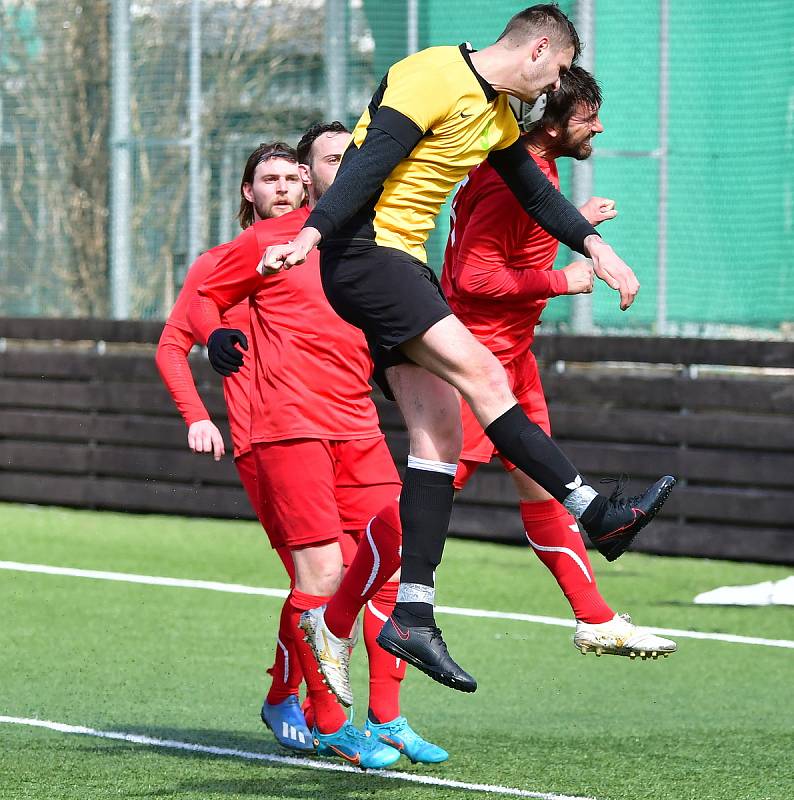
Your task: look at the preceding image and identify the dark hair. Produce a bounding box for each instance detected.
[498,4,581,60]
[296,121,350,166]
[237,141,298,229]
[536,65,601,131]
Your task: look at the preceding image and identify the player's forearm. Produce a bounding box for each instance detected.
[488,141,597,255]
[457,259,567,301]
[305,109,423,241]
[583,234,614,260]
[155,331,211,428]
[187,292,224,345]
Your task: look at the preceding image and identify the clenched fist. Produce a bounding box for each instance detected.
[561,260,595,295]
[259,226,322,274]
[579,196,618,227]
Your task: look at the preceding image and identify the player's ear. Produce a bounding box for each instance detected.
[298,163,311,186]
[241,182,255,203]
[531,36,550,62]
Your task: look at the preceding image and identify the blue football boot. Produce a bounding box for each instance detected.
[365,716,449,764]
[260,695,314,753]
[313,720,400,769]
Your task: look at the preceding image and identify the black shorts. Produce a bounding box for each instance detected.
[319,240,452,399]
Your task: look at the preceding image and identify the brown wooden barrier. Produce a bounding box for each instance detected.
[1,318,793,563]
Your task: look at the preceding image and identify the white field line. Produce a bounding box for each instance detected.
[1,560,793,650]
[0,716,595,800]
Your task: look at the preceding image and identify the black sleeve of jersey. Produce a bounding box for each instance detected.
[305,107,425,241]
[487,140,598,256]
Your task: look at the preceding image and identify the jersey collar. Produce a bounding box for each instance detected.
[458,42,498,103]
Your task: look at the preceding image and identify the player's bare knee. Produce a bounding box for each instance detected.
[407,405,462,463]
[297,562,342,596]
[293,545,344,596]
[313,567,343,597]
[459,350,512,407]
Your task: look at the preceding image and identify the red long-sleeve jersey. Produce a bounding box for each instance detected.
[156,242,253,458]
[187,206,381,444]
[441,153,568,363]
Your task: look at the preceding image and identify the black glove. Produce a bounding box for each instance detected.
[207,328,248,376]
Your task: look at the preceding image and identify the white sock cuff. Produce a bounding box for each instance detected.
[564,484,599,518]
[406,455,458,477]
[397,582,436,605]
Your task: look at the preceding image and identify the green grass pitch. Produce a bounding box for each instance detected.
[1,502,792,800]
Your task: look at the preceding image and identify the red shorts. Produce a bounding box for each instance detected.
[235,450,285,549]
[252,435,401,549]
[455,349,550,490]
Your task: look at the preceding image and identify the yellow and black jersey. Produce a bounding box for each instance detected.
[306,43,596,263]
[349,44,519,261]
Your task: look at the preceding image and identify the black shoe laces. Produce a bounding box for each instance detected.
[429,626,449,652]
[600,474,641,509]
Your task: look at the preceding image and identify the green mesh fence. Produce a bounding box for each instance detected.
[0,1,791,335]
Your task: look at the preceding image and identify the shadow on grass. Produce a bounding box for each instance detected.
[656,600,794,611]
[77,724,450,800]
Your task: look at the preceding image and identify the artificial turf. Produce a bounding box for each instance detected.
[1,503,792,800]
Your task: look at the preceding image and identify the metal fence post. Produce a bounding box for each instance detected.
[571,0,595,333]
[407,0,419,54]
[656,0,670,334]
[325,0,349,123]
[219,143,234,246]
[110,0,131,320]
[186,0,203,277]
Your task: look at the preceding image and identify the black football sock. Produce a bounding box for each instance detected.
[579,494,608,530]
[485,404,598,516]
[392,464,455,628]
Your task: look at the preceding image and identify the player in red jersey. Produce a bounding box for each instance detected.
[188,123,447,769]
[155,143,316,750]
[442,66,676,660]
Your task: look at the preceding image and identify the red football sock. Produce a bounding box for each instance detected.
[520,499,614,624]
[264,545,302,705]
[301,696,315,731]
[289,588,346,734]
[363,581,406,723]
[324,500,402,639]
[265,595,304,705]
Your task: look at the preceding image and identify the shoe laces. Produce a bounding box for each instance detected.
[374,715,408,735]
[600,474,641,508]
[339,719,372,746]
[428,626,448,650]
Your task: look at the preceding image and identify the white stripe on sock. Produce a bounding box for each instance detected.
[406,455,457,477]
[525,534,593,583]
[366,599,389,623]
[361,517,381,596]
[276,637,289,684]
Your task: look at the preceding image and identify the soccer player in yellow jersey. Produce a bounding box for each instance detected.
[251,4,676,696]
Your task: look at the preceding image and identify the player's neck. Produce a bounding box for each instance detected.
[526,138,555,162]
[468,46,514,95]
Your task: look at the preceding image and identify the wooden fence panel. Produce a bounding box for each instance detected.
[1,320,792,563]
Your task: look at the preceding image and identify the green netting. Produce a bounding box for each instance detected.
[0,1,791,334]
